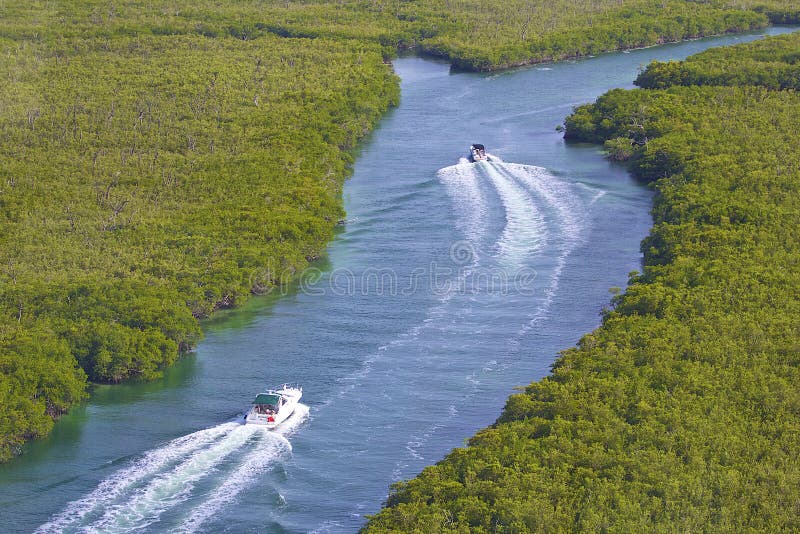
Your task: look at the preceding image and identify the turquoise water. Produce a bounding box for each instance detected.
[1,27,795,534]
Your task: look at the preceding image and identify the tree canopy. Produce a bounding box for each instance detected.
[635,30,800,90]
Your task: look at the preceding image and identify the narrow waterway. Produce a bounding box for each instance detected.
[0,27,794,534]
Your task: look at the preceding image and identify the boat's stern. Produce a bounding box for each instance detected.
[469,143,488,162]
[245,409,280,428]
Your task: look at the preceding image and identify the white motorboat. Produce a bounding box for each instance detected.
[245,384,302,428]
[469,143,488,162]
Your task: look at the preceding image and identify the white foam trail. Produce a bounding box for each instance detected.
[39,410,309,534]
[86,425,263,532]
[500,163,575,333]
[176,405,309,533]
[589,189,607,205]
[438,162,488,246]
[479,160,547,268]
[490,162,600,337]
[499,162,585,244]
[36,423,240,533]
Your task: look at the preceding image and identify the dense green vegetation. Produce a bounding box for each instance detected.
[0,2,400,460]
[409,0,767,70]
[636,30,800,89]
[3,0,800,462]
[365,34,800,531]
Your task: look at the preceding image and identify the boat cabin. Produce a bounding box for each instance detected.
[253,392,283,415]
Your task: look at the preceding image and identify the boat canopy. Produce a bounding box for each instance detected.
[253,393,281,405]
[471,143,485,150]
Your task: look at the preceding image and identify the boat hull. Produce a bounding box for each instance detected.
[245,386,302,429]
[469,143,488,162]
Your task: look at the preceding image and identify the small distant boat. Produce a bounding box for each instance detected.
[245,384,302,428]
[469,143,489,162]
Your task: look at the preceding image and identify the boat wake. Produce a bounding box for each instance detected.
[438,155,591,277]
[491,161,592,337]
[37,405,309,534]
[438,162,488,248]
[478,159,548,269]
[308,155,604,510]
[386,156,602,476]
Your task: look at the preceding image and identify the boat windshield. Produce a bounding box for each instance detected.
[253,393,281,405]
